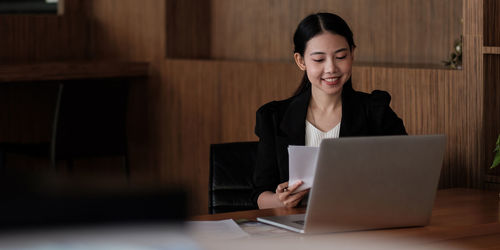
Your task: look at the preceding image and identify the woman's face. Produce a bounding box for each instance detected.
[294,32,354,97]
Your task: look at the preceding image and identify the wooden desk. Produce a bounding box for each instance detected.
[192,189,500,249]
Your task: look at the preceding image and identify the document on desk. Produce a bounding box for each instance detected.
[288,146,319,193]
[186,219,249,240]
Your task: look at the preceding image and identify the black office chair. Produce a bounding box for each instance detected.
[209,141,259,214]
[0,144,5,173]
[1,79,130,176]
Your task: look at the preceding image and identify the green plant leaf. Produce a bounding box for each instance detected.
[491,134,500,169]
[491,153,500,169]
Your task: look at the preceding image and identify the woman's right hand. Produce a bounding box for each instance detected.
[275,181,309,208]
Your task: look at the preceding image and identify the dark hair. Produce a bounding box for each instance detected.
[292,13,356,96]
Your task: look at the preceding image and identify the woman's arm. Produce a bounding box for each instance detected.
[257,191,283,209]
[253,103,309,208]
[252,104,281,205]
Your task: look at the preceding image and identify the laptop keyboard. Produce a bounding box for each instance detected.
[293,220,305,225]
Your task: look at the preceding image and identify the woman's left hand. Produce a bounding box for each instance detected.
[275,180,310,208]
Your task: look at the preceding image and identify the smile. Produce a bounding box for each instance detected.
[322,77,340,85]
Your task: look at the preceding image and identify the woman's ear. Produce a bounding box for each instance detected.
[294,53,306,71]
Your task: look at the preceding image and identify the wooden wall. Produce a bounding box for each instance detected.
[85,0,166,179]
[484,0,500,46]
[484,55,500,183]
[0,0,90,145]
[2,0,497,215]
[165,0,211,59]
[164,0,462,65]
[207,0,462,65]
[483,0,500,188]
[0,0,90,63]
[87,0,165,62]
[0,0,161,178]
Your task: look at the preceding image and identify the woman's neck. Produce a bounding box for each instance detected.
[310,87,342,113]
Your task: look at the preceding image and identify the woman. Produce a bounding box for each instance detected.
[252,13,407,209]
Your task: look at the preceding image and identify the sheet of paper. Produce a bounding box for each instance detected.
[288,146,319,193]
[185,219,249,240]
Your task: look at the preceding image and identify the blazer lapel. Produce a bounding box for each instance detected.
[339,79,366,137]
[279,89,310,146]
[277,79,364,141]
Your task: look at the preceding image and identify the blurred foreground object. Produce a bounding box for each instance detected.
[0,171,186,229]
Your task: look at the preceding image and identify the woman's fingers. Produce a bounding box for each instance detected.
[288,198,302,208]
[282,186,309,208]
[284,194,304,207]
[286,180,303,193]
[275,181,308,207]
[276,180,303,194]
[289,189,307,199]
[276,182,289,193]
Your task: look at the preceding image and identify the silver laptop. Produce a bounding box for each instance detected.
[257,135,446,234]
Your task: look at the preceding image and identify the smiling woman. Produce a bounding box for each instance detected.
[0,0,58,14]
[252,13,407,209]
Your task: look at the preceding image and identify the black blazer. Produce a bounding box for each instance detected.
[252,79,407,204]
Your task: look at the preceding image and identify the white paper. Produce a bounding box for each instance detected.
[287,146,319,193]
[185,219,249,240]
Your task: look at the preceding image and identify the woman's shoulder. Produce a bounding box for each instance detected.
[256,96,296,117]
[350,89,393,107]
[349,88,407,135]
[255,96,297,136]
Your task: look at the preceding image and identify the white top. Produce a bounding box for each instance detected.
[305,120,341,147]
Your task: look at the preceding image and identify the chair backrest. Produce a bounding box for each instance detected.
[209,141,258,214]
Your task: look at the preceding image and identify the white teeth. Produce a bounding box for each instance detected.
[324,78,338,82]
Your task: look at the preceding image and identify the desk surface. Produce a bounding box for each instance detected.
[192,188,500,249]
[0,188,497,249]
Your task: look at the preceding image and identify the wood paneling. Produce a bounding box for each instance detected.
[0,62,148,144]
[0,0,90,63]
[483,46,500,55]
[484,55,500,181]
[484,0,500,46]
[0,0,156,177]
[0,0,92,144]
[483,0,500,186]
[462,0,484,188]
[165,0,211,59]
[207,0,462,65]
[0,62,148,82]
[87,0,165,62]
[85,0,168,179]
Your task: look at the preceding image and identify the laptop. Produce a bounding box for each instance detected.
[257,135,446,234]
